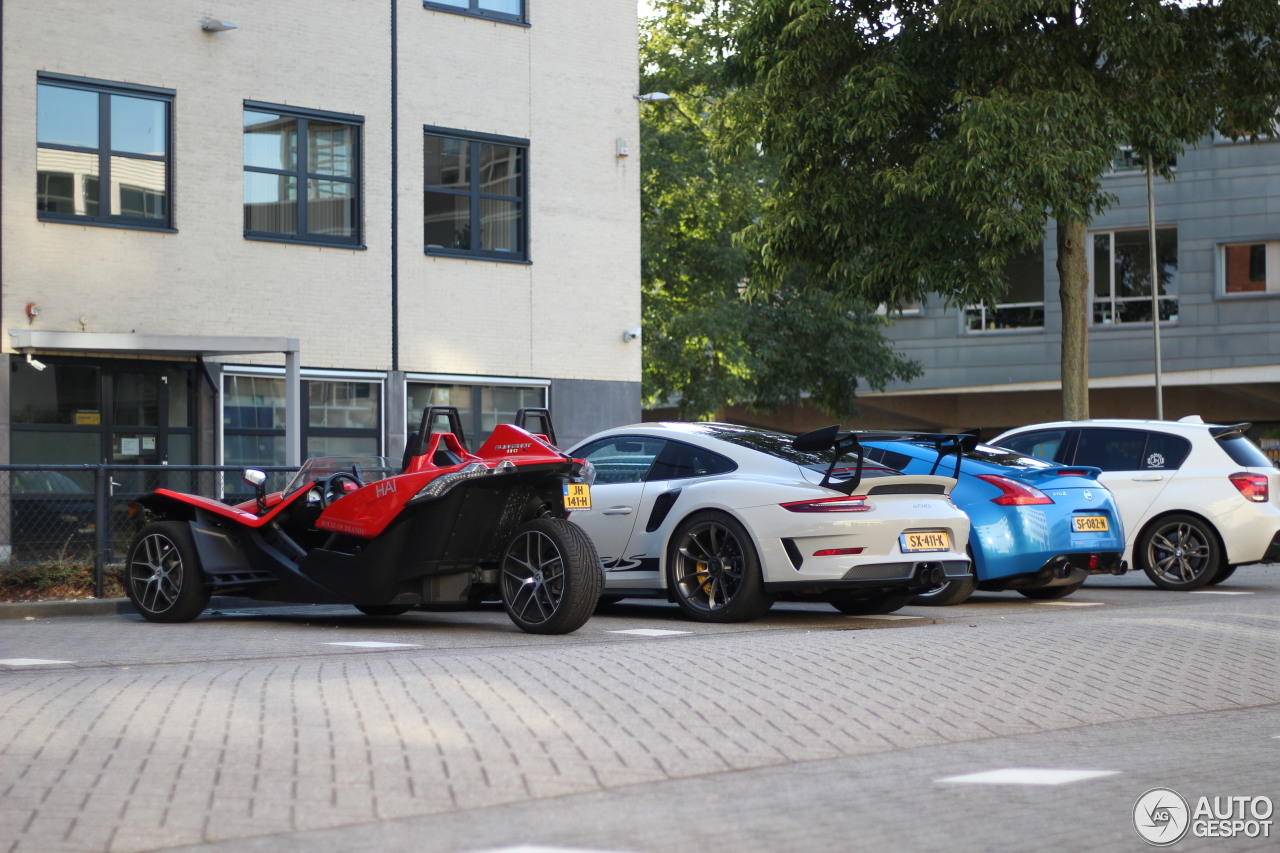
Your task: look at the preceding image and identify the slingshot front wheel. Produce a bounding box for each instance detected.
[124,521,211,623]
[500,518,601,634]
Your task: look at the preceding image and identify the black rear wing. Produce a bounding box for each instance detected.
[793,425,973,495]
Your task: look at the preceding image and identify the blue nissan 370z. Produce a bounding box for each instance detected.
[860,437,1127,605]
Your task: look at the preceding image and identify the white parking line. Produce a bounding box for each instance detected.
[1036,601,1104,606]
[474,846,633,853]
[1191,590,1253,595]
[322,641,420,649]
[937,768,1120,786]
[0,658,74,666]
[610,629,692,637]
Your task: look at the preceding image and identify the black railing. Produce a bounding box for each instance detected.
[0,464,297,597]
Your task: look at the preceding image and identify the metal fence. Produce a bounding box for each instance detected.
[0,464,297,596]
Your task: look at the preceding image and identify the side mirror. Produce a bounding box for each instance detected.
[243,469,268,513]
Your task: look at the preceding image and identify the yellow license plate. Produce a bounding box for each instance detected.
[562,482,591,511]
[900,531,950,553]
[1073,515,1109,532]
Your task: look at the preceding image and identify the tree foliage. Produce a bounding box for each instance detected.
[640,0,921,422]
[727,0,1280,418]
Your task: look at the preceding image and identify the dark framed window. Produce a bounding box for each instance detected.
[244,103,362,247]
[406,380,546,449]
[964,246,1046,332]
[424,127,527,261]
[223,375,383,466]
[37,74,173,229]
[1092,227,1178,325]
[423,0,526,25]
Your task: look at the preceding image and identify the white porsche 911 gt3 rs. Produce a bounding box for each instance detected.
[567,422,973,622]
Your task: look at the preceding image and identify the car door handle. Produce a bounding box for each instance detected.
[1132,474,1164,482]
[602,506,635,516]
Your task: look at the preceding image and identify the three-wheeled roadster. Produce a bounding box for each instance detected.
[124,407,601,634]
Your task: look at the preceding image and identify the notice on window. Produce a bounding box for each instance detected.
[142,436,156,451]
[75,410,101,425]
[120,437,140,457]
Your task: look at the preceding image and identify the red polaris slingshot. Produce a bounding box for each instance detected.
[124,407,601,634]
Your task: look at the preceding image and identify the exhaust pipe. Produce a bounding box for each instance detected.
[915,563,945,586]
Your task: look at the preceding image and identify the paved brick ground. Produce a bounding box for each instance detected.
[2,566,1278,852]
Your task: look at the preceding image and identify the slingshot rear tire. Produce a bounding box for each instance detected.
[500,518,601,634]
[124,521,211,623]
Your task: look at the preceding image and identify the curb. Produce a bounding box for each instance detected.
[0,598,136,619]
[0,596,284,620]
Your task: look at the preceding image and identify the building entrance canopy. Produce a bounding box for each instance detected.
[8,330,303,465]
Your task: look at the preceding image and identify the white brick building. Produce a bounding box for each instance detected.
[1,0,642,481]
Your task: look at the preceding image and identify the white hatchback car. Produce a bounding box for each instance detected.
[567,422,972,622]
[993,417,1280,589]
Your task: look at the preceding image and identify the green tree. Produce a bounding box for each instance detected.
[729,0,1280,418]
[640,0,921,422]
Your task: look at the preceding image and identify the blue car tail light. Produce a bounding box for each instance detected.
[975,474,1053,506]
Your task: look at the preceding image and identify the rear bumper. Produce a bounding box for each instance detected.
[765,558,971,594]
[1261,531,1280,564]
[978,552,1126,591]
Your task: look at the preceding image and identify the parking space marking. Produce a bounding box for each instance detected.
[0,658,74,666]
[1191,590,1253,595]
[610,629,692,637]
[937,768,1120,786]
[473,840,632,845]
[322,641,421,649]
[1036,601,1104,607]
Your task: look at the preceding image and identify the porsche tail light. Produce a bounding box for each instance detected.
[781,495,872,512]
[975,474,1053,506]
[1229,472,1269,503]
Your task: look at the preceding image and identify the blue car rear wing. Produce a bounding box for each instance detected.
[793,425,971,495]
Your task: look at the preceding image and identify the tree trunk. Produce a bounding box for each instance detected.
[1056,216,1090,419]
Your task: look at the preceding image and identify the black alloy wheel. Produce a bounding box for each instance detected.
[500,518,601,634]
[124,521,211,623]
[667,511,772,623]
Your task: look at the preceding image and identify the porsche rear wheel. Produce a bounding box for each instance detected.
[124,521,211,623]
[667,512,772,623]
[827,591,912,615]
[500,518,601,634]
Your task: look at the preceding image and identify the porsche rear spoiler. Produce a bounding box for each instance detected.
[793,425,973,495]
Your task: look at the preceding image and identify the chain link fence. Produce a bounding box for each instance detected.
[0,464,297,595]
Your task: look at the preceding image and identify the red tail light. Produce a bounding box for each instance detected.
[975,474,1052,506]
[813,547,865,556]
[782,495,872,512]
[1229,472,1269,503]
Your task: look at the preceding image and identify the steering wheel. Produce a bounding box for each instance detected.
[319,471,364,507]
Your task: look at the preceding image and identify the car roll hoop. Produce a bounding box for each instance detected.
[793,425,972,494]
